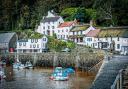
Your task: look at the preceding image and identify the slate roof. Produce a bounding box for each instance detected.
[41,17,60,23]
[18,39,28,42]
[0,32,16,43]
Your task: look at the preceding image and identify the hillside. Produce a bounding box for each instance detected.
[0,0,128,31]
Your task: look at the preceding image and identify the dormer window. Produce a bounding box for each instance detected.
[35,39,38,43]
[43,38,46,41]
[31,39,34,43]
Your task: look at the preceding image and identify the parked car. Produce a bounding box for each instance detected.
[42,48,50,52]
[61,48,71,52]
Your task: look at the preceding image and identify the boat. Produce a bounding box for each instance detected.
[63,67,75,75]
[0,67,6,79]
[25,61,33,69]
[50,67,69,81]
[13,62,25,69]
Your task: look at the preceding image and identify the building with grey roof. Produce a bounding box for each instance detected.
[0,32,17,53]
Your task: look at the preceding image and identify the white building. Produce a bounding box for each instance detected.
[55,21,75,40]
[69,24,95,45]
[84,27,128,54]
[36,11,64,36]
[17,36,48,53]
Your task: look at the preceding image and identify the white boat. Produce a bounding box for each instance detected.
[13,62,25,69]
[0,67,6,79]
[25,61,33,69]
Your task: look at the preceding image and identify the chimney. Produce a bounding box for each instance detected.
[90,20,93,26]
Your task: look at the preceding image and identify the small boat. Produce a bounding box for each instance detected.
[13,62,25,69]
[63,68,75,75]
[25,61,33,69]
[0,67,6,79]
[50,67,69,81]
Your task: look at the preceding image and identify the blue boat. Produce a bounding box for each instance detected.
[63,68,75,75]
[50,67,69,81]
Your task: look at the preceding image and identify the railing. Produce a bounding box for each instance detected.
[111,69,123,89]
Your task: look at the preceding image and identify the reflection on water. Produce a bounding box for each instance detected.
[0,67,95,89]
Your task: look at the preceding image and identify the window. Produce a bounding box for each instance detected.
[105,36,107,40]
[80,31,82,34]
[33,44,36,48]
[77,31,79,35]
[30,45,32,48]
[62,30,63,32]
[31,39,34,43]
[58,35,60,38]
[35,39,38,43]
[43,38,46,41]
[23,42,26,46]
[58,30,60,33]
[43,26,45,30]
[63,35,65,39]
[66,29,68,32]
[117,44,120,49]
[37,44,39,48]
[87,38,92,41]
[52,26,54,29]
[48,26,50,29]
[61,35,63,39]
[110,36,112,41]
[98,37,99,41]
[117,36,119,41]
[19,43,22,46]
[66,35,68,39]
[73,32,75,35]
[43,31,45,34]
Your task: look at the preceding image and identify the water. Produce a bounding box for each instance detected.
[0,67,95,89]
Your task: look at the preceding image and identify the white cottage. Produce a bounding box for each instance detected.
[36,10,64,36]
[84,27,128,54]
[55,21,75,40]
[69,24,95,45]
[17,36,48,53]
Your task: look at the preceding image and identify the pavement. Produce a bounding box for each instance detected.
[90,55,128,89]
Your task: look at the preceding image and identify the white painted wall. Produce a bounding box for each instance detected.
[17,36,48,53]
[84,36,128,52]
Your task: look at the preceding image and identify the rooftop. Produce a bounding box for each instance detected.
[0,32,16,43]
[71,24,90,32]
[86,29,100,37]
[58,21,74,28]
[98,27,128,37]
[41,17,60,23]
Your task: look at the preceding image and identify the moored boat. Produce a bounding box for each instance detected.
[50,67,69,81]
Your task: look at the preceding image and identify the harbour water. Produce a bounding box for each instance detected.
[0,67,95,89]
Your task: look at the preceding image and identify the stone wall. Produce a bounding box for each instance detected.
[0,51,104,71]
